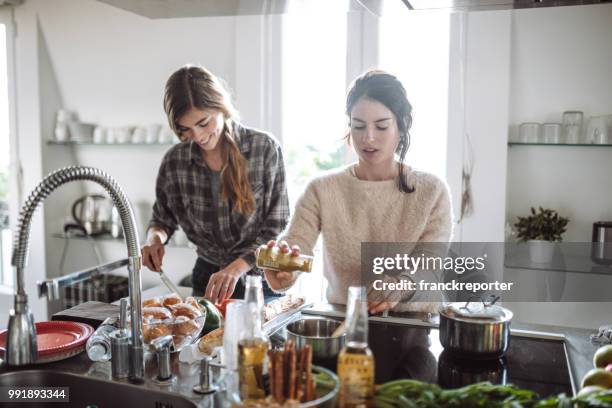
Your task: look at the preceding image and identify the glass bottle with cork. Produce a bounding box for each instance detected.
[337,286,375,408]
[238,275,269,401]
[256,244,313,272]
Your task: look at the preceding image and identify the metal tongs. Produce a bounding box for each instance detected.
[159,268,183,300]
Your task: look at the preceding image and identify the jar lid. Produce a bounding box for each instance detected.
[439,297,513,323]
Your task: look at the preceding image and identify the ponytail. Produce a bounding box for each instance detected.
[220,123,255,215]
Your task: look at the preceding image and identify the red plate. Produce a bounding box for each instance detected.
[0,321,94,363]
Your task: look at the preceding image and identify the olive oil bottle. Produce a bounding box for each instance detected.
[238,276,269,401]
[337,286,375,408]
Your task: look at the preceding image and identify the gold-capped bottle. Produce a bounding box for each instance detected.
[337,286,375,408]
[256,245,313,272]
[238,275,269,401]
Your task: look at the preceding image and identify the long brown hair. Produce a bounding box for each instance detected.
[346,69,415,193]
[164,65,255,214]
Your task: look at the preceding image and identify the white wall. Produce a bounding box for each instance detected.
[506,3,612,242]
[504,4,612,330]
[451,10,512,243]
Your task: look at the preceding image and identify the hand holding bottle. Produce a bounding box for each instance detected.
[257,240,303,291]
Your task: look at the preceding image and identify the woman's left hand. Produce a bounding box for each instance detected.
[205,268,241,303]
[204,260,249,303]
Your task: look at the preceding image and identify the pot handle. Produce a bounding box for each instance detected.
[463,294,500,310]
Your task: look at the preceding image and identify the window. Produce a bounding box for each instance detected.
[378,9,451,179]
[0,8,15,287]
[280,10,348,302]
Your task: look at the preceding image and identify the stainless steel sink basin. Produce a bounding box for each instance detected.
[0,369,198,407]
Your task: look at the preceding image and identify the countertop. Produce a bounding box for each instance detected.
[302,302,599,393]
[0,285,602,404]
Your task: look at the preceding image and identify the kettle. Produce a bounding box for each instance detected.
[591,222,612,266]
[71,194,112,236]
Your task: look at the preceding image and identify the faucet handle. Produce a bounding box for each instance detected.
[151,335,173,382]
[193,356,219,395]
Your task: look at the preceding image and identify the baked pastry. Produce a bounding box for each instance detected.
[143,321,172,343]
[173,315,201,336]
[170,303,202,319]
[263,295,306,322]
[162,293,182,309]
[143,297,163,308]
[143,306,172,322]
[185,296,204,312]
[197,327,224,355]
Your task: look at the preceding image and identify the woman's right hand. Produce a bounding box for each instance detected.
[142,234,165,272]
[258,240,300,291]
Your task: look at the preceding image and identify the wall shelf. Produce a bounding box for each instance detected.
[504,244,612,276]
[51,232,192,249]
[47,140,176,146]
[508,142,612,147]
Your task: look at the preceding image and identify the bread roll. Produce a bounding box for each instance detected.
[185,296,204,312]
[170,303,202,319]
[197,327,224,355]
[162,293,182,308]
[143,297,163,308]
[143,322,172,343]
[142,306,172,322]
[173,315,201,336]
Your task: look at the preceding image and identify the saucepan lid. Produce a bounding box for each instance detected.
[439,295,513,323]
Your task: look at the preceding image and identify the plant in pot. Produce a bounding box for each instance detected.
[514,207,569,264]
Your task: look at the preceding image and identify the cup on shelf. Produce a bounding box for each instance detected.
[93,126,106,144]
[518,122,541,143]
[54,123,69,142]
[158,126,174,144]
[115,127,131,144]
[562,110,583,144]
[106,128,117,144]
[542,123,562,144]
[131,126,146,144]
[145,124,161,144]
[585,115,610,145]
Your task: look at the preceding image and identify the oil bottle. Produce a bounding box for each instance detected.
[238,275,269,401]
[337,286,375,408]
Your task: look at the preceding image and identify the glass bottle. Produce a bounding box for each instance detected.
[256,245,313,272]
[238,275,269,401]
[86,316,118,362]
[337,286,375,408]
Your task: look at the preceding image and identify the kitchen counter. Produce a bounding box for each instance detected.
[0,285,602,405]
[302,302,599,393]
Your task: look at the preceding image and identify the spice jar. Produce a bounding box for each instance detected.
[255,246,313,272]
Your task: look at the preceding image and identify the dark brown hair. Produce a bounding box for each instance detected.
[346,69,415,193]
[164,65,254,214]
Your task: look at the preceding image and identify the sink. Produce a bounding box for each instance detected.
[0,370,198,407]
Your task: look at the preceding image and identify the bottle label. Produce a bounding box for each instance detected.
[337,353,374,405]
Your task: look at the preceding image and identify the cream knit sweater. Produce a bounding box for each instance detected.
[277,164,453,312]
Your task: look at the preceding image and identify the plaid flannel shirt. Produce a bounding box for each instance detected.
[148,122,289,269]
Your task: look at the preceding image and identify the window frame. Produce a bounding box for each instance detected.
[0,6,19,289]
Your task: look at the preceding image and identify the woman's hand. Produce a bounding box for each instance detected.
[205,258,250,303]
[142,234,165,272]
[366,275,407,314]
[259,240,300,291]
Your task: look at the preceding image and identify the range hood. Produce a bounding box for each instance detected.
[96,0,612,18]
[402,0,612,11]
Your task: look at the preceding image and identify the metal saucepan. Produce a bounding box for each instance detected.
[285,317,346,367]
[439,295,513,359]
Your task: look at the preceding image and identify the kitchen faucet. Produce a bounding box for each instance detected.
[6,166,145,382]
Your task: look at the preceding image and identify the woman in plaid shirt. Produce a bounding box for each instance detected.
[142,65,289,302]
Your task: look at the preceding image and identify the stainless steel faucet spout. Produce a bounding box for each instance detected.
[6,166,144,382]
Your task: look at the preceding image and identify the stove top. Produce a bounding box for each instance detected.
[311,320,574,398]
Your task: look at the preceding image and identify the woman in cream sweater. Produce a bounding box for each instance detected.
[263,69,453,313]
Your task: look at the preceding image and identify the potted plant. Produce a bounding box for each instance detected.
[514,207,569,264]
